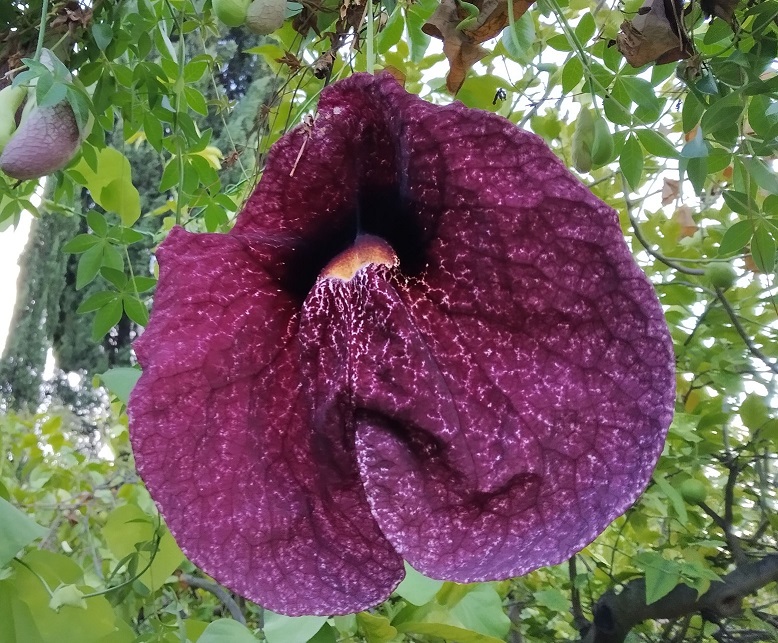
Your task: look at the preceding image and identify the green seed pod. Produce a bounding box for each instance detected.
[591,115,614,167]
[245,0,286,35]
[0,85,27,153]
[572,107,594,173]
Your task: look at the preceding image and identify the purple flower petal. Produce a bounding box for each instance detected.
[130,229,404,616]
[129,73,674,615]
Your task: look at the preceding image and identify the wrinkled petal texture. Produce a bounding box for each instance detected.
[129,73,674,617]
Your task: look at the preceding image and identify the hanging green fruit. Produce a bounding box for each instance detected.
[213,0,252,27]
[572,107,594,173]
[0,85,27,153]
[591,115,614,167]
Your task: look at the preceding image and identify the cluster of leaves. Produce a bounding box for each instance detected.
[0,0,777,640]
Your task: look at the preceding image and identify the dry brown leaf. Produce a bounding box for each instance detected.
[616,0,693,67]
[423,0,535,94]
[662,177,680,205]
[673,205,697,239]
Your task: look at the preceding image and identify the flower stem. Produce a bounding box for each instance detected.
[366,0,375,74]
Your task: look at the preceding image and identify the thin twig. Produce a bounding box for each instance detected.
[622,188,704,276]
[714,288,778,375]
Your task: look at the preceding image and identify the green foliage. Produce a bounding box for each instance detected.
[0,0,777,639]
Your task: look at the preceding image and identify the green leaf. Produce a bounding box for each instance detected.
[199,619,258,643]
[703,17,732,44]
[102,504,183,592]
[446,584,511,640]
[92,298,123,340]
[636,129,679,159]
[0,582,44,643]
[101,177,141,227]
[740,394,770,430]
[534,588,569,612]
[36,80,68,109]
[562,57,583,94]
[701,92,744,136]
[718,220,754,256]
[575,12,595,43]
[743,157,778,194]
[263,611,327,643]
[102,243,124,271]
[123,295,149,326]
[71,148,141,226]
[12,551,119,643]
[100,367,141,404]
[76,243,104,290]
[77,291,119,314]
[751,226,776,273]
[144,112,164,152]
[101,267,127,290]
[0,498,47,568]
[635,552,682,604]
[377,8,404,54]
[406,8,431,63]
[106,226,145,244]
[652,472,688,524]
[620,77,660,110]
[620,134,643,191]
[502,11,535,61]
[396,620,505,643]
[131,276,157,293]
[394,562,444,605]
[356,613,397,643]
[546,34,572,51]
[722,190,758,216]
[62,233,99,254]
[87,210,108,237]
[184,59,210,83]
[92,23,113,51]
[184,86,208,116]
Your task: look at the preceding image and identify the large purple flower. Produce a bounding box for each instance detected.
[128,73,675,616]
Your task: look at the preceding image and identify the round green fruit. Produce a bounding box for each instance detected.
[679,479,707,505]
[213,0,251,26]
[705,262,736,290]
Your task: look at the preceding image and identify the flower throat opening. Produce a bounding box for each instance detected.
[280,184,430,301]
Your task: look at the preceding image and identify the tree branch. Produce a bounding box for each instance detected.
[580,554,778,643]
[714,288,778,375]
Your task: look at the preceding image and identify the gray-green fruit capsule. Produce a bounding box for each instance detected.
[245,0,286,34]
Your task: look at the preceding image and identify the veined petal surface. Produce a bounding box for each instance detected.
[129,73,674,616]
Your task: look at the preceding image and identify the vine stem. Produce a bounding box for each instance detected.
[714,288,778,375]
[34,0,50,62]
